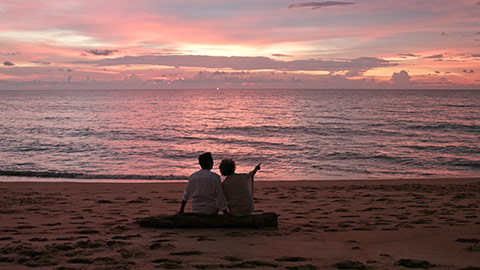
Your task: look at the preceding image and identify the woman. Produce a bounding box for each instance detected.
[219,159,261,216]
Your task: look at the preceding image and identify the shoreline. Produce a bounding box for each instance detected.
[1,178,479,269]
[1,175,479,184]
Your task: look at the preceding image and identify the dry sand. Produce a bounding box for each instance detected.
[0,178,479,270]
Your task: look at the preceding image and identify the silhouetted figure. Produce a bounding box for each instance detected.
[220,159,261,216]
[179,152,227,215]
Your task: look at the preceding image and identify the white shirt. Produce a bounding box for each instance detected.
[182,169,226,214]
[222,173,254,216]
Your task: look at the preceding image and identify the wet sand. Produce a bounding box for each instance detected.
[0,178,479,270]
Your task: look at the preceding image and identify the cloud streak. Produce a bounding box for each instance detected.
[398,53,420,57]
[84,49,119,56]
[424,54,444,59]
[288,1,355,10]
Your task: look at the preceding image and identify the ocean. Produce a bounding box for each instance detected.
[0,89,479,181]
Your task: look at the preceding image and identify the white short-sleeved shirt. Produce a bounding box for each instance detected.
[182,170,226,215]
[222,173,254,216]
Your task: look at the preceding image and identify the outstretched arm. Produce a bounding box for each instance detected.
[249,163,261,177]
[249,163,261,198]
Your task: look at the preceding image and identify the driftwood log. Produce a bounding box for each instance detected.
[137,212,278,228]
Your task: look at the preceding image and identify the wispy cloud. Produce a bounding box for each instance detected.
[84,49,119,56]
[272,53,292,57]
[32,60,51,65]
[288,1,355,10]
[398,53,420,57]
[424,54,443,59]
[0,52,20,56]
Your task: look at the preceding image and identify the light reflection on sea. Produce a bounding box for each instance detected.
[0,89,479,181]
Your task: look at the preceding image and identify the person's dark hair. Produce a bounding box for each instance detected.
[198,152,213,170]
[219,158,236,176]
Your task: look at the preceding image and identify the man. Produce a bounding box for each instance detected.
[220,159,261,216]
[178,152,227,215]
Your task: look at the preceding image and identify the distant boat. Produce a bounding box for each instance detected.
[216,87,220,90]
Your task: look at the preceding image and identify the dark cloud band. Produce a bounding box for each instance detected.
[73,54,394,74]
[424,54,443,59]
[85,49,119,56]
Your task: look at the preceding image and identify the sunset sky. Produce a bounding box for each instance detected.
[0,0,479,90]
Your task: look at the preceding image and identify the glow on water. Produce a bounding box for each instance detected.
[0,89,479,181]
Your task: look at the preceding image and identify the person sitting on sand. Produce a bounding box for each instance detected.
[220,159,261,216]
[178,152,228,215]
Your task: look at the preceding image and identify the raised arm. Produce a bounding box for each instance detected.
[248,163,261,198]
[249,163,261,178]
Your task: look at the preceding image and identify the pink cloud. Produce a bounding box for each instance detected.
[0,0,479,89]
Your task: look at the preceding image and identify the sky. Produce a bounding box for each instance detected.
[0,0,479,90]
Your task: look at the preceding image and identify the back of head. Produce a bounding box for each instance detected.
[219,158,236,176]
[198,152,213,170]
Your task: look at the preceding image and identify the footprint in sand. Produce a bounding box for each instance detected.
[222,256,242,262]
[275,256,310,262]
[150,241,175,250]
[286,265,318,270]
[334,260,366,270]
[394,259,436,269]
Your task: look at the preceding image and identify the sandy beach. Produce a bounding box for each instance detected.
[0,178,479,270]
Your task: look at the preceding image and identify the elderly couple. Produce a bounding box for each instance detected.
[178,152,261,216]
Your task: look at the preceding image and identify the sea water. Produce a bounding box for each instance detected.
[0,89,479,181]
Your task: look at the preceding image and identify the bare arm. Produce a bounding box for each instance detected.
[249,163,261,199]
[178,200,187,214]
[249,163,261,178]
[215,179,228,214]
[179,180,192,214]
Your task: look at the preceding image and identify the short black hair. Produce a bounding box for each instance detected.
[198,152,213,169]
[219,158,236,176]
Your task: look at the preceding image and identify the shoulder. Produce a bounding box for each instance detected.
[189,170,200,178]
[233,173,249,180]
[188,170,203,180]
[207,171,221,180]
[191,170,220,180]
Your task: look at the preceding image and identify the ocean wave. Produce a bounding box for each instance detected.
[2,89,480,180]
[401,144,480,155]
[324,151,426,167]
[435,158,480,169]
[0,170,188,180]
[406,123,480,133]
[442,104,476,108]
[214,125,332,136]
